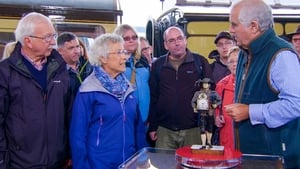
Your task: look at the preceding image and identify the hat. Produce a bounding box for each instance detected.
[195,78,213,86]
[214,31,234,44]
[201,78,213,83]
[286,25,300,40]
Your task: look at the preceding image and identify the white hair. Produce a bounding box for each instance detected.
[233,0,274,32]
[88,33,124,66]
[14,12,52,45]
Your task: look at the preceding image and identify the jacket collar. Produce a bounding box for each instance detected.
[248,29,276,56]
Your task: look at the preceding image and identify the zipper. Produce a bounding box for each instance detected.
[237,54,251,102]
[120,98,126,163]
[43,91,47,103]
[235,53,251,150]
[96,115,103,146]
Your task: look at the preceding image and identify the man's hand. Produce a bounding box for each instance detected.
[215,115,225,127]
[225,103,249,122]
[149,131,157,141]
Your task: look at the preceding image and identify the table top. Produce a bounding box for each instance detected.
[119,147,284,169]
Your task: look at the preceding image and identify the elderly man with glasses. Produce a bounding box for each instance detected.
[0,12,72,168]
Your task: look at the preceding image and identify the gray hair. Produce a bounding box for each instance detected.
[139,36,149,43]
[88,33,124,66]
[234,0,274,32]
[15,12,52,45]
[163,26,185,41]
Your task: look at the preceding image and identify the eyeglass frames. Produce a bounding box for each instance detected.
[141,46,150,52]
[29,33,58,43]
[216,41,234,48]
[107,49,130,56]
[166,36,185,44]
[123,35,138,42]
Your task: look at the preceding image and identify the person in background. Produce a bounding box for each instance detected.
[0,42,4,60]
[92,25,106,39]
[114,24,150,124]
[78,39,93,82]
[57,32,92,95]
[226,0,300,168]
[1,41,17,61]
[0,12,72,168]
[286,25,300,54]
[214,46,239,150]
[148,26,213,149]
[139,36,154,66]
[138,36,157,147]
[210,31,236,83]
[69,33,148,169]
[78,39,88,60]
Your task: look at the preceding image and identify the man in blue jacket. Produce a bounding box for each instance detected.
[226,0,300,168]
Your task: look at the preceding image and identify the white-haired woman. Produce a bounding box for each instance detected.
[70,33,148,169]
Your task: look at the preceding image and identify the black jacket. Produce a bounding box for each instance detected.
[148,49,212,131]
[0,42,72,169]
[68,56,92,96]
[210,57,230,83]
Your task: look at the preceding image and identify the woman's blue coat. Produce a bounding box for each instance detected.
[70,71,147,169]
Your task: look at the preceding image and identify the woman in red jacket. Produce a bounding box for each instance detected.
[215,46,239,150]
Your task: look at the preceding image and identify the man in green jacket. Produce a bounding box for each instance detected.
[226,0,300,168]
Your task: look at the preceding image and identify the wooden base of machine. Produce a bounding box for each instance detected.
[191,145,224,155]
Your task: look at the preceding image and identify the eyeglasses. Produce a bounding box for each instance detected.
[227,60,238,66]
[141,46,150,52]
[29,33,58,43]
[107,49,129,56]
[166,36,185,44]
[292,38,300,42]
[123,35,138,42]
[216,41,234,48]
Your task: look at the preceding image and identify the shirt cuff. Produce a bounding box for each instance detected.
[249,104,264,125]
